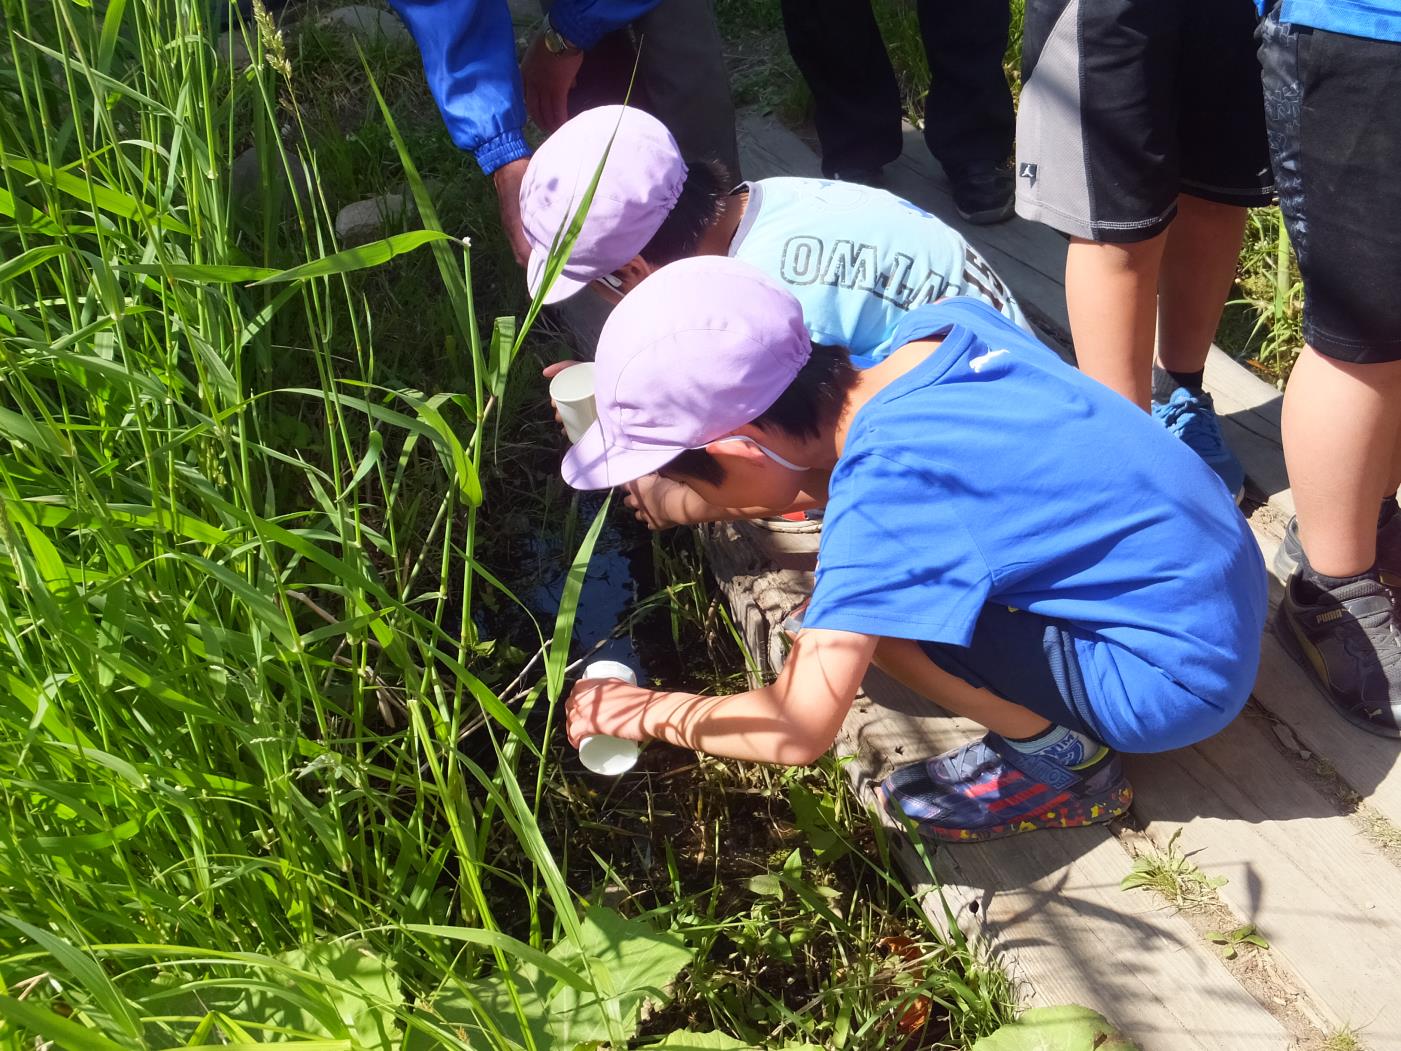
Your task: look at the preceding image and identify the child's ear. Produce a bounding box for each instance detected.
[617,256,654,292]
[704,437,769,470]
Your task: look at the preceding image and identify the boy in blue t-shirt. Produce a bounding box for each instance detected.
[560,256,1266,842]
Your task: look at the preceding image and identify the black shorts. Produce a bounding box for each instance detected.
[1015,0,1275,243]
[1258,6,1401,364]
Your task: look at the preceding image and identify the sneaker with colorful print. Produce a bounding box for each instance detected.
[878,732,1133,843]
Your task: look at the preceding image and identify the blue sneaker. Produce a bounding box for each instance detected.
[878,734,1133,843]
[1151,387,1245,503]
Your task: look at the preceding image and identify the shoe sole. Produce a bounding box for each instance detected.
[1272,538,1301,582]
[1273,614,1401,739]
[956,199,1015,225]
[909,783,1134,843]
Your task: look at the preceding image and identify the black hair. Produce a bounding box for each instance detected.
[639,160,733,266]
[662,343,857,486]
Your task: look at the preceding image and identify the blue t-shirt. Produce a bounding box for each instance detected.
[804,300,1267,742]
[729,178,1028,367]
[1281,0,1401,42]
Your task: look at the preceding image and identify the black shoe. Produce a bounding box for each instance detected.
[1274,515,1401,593]
[823,167,884,188]
[949,162,1014,225]
[1275,573,1401,737]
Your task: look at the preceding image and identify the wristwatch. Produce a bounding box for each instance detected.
[542,18,581,55]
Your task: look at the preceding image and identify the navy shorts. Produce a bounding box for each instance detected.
[919,603,1106,742]
[1016,0,1274,243]
[1258,5,1401,364]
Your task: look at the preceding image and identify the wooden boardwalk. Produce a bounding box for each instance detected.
[728,111,1401,1050]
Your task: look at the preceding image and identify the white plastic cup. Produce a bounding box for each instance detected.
[577,659,640,776]
[549,362,598,444]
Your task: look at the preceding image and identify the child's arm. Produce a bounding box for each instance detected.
[565,628,877,765]
[623,473,828,530]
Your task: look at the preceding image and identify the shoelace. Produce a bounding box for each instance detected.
[1156,391,1228,460]
[1326,580,1401,671]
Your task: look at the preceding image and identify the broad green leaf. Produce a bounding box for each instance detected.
[6,157,191,234]
[119,262,279,283]
[647,1031,754,1050]
[970,1005,1142,1051]
[231,943,402,1048]
[0,245,68,285]
[0,995,131,1051]
[0,916,142,1039]
[0,406,71,457]
[544,906,693,1047]
[487,315,516,400]
[404,925,590,992]
[252,230,458,284]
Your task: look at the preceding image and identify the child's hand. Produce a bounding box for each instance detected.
[566,678,653,745]
[542,360,583,436]
[623,473,710,530]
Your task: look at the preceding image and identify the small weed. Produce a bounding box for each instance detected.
[1120,829,1227,910]
[1323,1026,1364,1051]
[1204,923,1270,960]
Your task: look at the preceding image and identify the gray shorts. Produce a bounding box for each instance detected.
[1014,0,1275,243]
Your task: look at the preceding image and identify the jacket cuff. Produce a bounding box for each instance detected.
[475,131,532,176]
[545,6,608,51]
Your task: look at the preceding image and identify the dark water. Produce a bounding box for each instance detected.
[527,490,649,674]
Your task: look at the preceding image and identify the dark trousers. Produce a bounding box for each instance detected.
[780,0,1014,179]
[559,0,741,178]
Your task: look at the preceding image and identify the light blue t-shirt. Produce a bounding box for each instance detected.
[728,178,1028,368]
[804,299,1266,749]
[1281,0,1401,42]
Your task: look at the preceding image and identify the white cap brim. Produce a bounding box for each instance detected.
[527,248,593,305]
[561,419,682,491]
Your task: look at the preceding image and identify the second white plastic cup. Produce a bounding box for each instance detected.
[577,659,640,776]
[549,362,598,444]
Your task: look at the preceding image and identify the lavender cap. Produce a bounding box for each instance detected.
[521,105,687,304]
[563,256,811,490]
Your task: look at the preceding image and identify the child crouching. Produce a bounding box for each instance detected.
[561,255,1266,842]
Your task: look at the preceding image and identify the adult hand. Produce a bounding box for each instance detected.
[566,678,653,746]
[492,157,531,265]
[521,33,584,134]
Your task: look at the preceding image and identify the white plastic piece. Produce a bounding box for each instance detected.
[577,660,640,776]
[549,363,598,444]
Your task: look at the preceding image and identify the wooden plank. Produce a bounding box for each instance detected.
[836,669,1289,1051]
[737,109,823,180]
[1205,347,1292,515]
[1243,518,1401,829]
[1128,713,1401,1047]
[880,127,1072,339]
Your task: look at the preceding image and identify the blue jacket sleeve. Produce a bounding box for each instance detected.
[387,0,531,175]
[387,0,665,173]
[548,0,663,50]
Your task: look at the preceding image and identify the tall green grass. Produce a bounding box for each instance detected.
[0,4,1016,1048]
[0,0,655,1045]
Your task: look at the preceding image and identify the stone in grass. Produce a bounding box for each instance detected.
[317,5,414,48]
[334,193,418,246]
[230,147,313,209]
[216,31,253,72]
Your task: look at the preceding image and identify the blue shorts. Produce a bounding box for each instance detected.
[918,603,1241,753]
[920,603,1104,741]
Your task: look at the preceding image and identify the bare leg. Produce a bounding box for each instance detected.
[1065,233,1169,410]
[1284,347,1401,575]
[1156,195,1250,375]
[872,637,1052,739]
